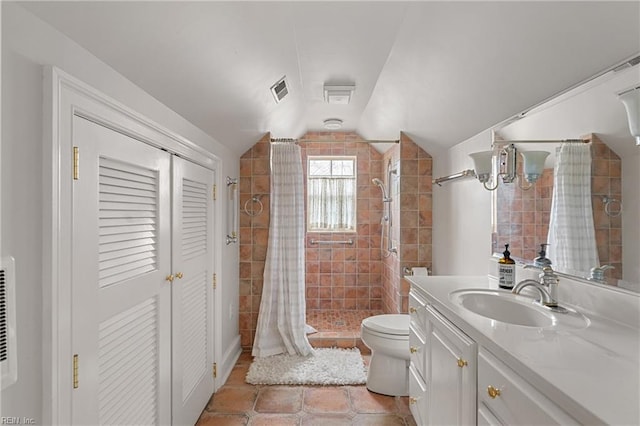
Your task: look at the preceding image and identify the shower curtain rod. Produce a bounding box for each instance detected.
[270,138,399,144]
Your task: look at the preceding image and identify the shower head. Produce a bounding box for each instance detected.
[372,178,390,202]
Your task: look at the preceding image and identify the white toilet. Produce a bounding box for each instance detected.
[360,314,410,396]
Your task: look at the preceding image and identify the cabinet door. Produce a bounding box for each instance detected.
[426,305,477,426]
[171,156,215,425]
[71,116,172,425]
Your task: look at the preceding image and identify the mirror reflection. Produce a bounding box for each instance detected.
[491,60,639,291]
[492,136,622,283]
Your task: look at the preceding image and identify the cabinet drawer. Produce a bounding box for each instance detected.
[409,323,426,381]
[478,348,579,425]
[409,363,427,426]
[409,290,427,334]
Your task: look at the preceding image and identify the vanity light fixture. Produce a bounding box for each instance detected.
[618,85,640,146]
[469,144,549,191]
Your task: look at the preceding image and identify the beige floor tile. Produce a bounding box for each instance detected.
[348,386,398,414]
[226,364,252,386]
[255,386,303,414]
[300,413,354,426]
[303,387,351,413]
[207,386,258,413]
[249,413,300,425]
[197,412,249,426]
[351,413,407,425]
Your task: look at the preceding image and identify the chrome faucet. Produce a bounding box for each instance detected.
[588,265,614,283]
[512,266,560,309]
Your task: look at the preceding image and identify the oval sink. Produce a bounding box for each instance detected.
[449,289,555,327]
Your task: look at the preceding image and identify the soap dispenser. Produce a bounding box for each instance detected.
[534,244,552,268]
[498,244,516,289]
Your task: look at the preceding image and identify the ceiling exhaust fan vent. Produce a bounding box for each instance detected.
[270,76,289,104]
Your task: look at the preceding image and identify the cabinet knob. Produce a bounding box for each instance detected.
[409,307,417,314]
[166,274,174,282]
[487,385,501,399]
[176,272,183,279]
[409,397,418,405]
[410,347,418,354]
[456,358,468,368]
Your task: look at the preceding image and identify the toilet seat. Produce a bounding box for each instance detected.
[361,314,409,336]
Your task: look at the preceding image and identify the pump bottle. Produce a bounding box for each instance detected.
[498,244,516,289]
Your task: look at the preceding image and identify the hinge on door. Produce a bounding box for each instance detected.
[73,354,79,389]
[213,363,217,378]
[213,184,217,200]
[73,146,79,180]
[213,273,217,289]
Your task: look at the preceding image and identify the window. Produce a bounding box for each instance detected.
[307,156,356,232]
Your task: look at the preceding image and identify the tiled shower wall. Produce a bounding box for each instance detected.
[382,133,433,314]
[299,133,385,312]
[238,132,385,348]
[590,135,622,280]
[493,134,622,281]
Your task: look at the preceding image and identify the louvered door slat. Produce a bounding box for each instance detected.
[100,224,156,236]
[99,244,157,262]
[99,210,156,219]
[99,217,156,227]
[99,239,155,254]
[180,263,207,400]
[98,298,159,425]
[100,160,156,181]
[99,231,156,245]
[99,183,157,198]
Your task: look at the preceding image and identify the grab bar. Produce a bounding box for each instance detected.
[432,169,476,186]
[310,239,354,245]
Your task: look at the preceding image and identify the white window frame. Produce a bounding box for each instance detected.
[306,155,357,233]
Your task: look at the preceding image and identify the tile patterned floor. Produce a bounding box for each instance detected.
[196,351,417,426]
[305,309,383,352]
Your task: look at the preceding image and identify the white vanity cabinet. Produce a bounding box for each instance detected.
[425,305,477,425]
[408,290,428,425]
[478,348,579,425]
[408,289,477,426]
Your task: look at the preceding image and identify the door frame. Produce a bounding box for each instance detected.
[42,66,223,425]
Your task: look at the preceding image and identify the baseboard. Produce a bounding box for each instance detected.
[215,334,242,391]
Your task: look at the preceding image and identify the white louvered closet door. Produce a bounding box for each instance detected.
[71,116,172,425]
[171,156,215,425]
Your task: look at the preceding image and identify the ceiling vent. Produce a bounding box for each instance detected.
[270,76,289,104]
[324,84,355,104]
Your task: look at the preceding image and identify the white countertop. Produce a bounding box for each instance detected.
[407,274,640,425]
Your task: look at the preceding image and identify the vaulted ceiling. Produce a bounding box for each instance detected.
[21,1,640,155]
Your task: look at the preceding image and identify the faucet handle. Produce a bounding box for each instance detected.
[591,264,614,273]
[589,265,614,282]
[539,266,558,286]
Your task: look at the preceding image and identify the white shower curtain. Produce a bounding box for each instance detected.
[252,142,314,357]
[547,142,599,277]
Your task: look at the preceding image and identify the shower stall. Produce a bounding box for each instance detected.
[238,133,433,352]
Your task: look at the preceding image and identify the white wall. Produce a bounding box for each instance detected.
[1,3,240,420]
[433,62,640,283]
[432,129,494,276]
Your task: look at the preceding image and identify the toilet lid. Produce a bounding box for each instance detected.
[362,314,410,336]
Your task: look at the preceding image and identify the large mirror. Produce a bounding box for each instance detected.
[491,59,639,292]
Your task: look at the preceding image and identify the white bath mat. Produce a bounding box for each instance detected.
[246,347,367,385]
